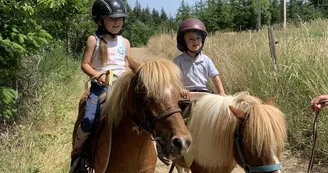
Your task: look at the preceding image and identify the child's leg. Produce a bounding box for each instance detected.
[73,83,108,150]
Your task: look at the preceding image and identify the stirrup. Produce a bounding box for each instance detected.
[69,150,91,173]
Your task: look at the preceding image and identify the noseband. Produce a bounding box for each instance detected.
[234,105,281,173]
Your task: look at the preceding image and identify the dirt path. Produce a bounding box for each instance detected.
[131,47,327,173]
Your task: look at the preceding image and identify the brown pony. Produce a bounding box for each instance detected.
[73,58,192,173]
[174,92,287,173]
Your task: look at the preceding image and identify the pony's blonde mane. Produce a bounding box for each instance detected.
[188,92,287,168]
[103,58,183,127]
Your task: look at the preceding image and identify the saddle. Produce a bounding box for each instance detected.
[178,92,210,121]
[70,88,112,173]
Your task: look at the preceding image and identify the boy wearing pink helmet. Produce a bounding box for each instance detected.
[174,18,226,99]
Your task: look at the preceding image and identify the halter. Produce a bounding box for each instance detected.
[234,105,281,173]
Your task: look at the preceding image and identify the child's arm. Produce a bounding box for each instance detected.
[81,35,99,78]
[124,38,131,68]
[124,39,140,70]
[211,75,225,96]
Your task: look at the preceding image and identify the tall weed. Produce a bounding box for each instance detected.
[0,45,83,172]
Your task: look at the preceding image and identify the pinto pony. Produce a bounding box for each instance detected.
[175,92,287,173]
[72,58,192,173]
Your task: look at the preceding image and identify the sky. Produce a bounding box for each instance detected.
[126,0,196,17]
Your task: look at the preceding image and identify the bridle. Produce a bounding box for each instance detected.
[142,107,182,137]
[234,104,281,173]
[128,101,182,166]
[129,89,182,137]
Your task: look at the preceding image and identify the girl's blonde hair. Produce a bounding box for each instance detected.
[99,37,109,65]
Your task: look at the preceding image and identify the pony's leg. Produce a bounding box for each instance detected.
[189,161,208,173]
[175,165,184,173]
[190,161,235,173]
[174,157,190,173]
[176,166,191,173]
[175,158,235,173]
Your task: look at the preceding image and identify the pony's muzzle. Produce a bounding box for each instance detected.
[171,136,191,154]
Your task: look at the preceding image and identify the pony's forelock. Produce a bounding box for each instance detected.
[138,59,183,101]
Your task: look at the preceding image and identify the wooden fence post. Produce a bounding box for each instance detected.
[268,27,277,73]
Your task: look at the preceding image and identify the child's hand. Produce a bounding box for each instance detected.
[219,93,226,96]
[98,74,107,85]
[180,89,190,99]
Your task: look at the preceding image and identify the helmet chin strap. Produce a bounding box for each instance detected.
[186,45,204,58]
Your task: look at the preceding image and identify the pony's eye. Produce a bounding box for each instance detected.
[146,96,157,102]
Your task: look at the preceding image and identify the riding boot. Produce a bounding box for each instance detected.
[73,125,90,151]
[71,125,90,162]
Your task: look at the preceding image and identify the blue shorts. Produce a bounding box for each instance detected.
[81,83,108,133]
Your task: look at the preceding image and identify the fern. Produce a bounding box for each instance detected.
[0,87,17,120]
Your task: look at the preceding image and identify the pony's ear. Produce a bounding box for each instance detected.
[229,105,245,120]
[265,97,275,105]
[127,55,141,73]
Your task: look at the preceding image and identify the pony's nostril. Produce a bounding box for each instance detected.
[172,138,183,150]
[185,140,191,148]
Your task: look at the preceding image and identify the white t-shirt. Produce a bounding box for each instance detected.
[173,52,219,91]
[91,35,127,77]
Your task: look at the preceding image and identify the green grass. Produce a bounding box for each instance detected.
[0,46,84,172]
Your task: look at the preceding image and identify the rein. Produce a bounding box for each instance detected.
[234,122,281,173]
[307,99,328,173]
[90,70,116,86]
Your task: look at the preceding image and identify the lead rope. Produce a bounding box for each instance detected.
[307,100,328,173]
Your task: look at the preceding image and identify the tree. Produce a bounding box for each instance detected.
[0,0,52,119]
[152,8,161,25]
[133,0,142,18]
[128,20,152,47]
[269,0,280,24]
[160,8,169,22]
[176,0,192,24]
